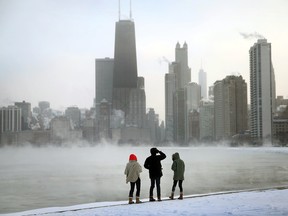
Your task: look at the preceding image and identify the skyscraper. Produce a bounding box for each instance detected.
[199,100,214,141]
[65,107,81,129]
[175,42,191,88]
[199,68,207,99]
[165,42,192,144]
[185,82,201,142]
[15,101,31,130]
[95,57,114,114]
[113,20,138,88]
[214,80,225,140]
[214,75,248,140]
[173,89,185,144]
[0,106,22,133]
[112,19,139,115]
[185,82,201,113]
[165,63,177,142]
[249,39,275,141]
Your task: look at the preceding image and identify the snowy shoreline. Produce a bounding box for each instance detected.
[1,146,288,215]
[3,187,288,216]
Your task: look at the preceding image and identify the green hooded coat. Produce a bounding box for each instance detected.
[171,152,185,180]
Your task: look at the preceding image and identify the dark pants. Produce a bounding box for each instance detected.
[129,177,141,197]
[172,180,183,192]
[149,177,161,197]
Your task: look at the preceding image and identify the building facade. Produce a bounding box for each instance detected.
[95,57,114,114]
[113,19,138,115]
[15,101,31,130]
[249,39,275,141]
[65,107,81,129]
[113,20,138,89]
[173,89,185,144]
[199,100,214,141]
[0,106,22,133]
[199,68,207,99]
[165,66,177,142]
[214,75,248,140]
[185,82,201,142]
[164,42,192,144]
[175,42,191,88]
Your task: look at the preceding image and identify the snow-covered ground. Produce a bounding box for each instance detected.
[3,188,288,216]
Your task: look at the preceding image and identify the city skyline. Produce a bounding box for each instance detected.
[1,0,288,121]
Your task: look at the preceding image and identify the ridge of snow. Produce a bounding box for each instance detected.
[4,187,288,216]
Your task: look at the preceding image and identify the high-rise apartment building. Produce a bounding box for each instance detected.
[126,88,146,128]
[0,106,22,133]
[214,80,225,140]
[249,39,275,140]
[125,77,146,128]
[38,101,50,113]
[95,57,114,114]
[173,89,185,144]
[185,82,201,113]
[175,42,191,88]
[199,100,214,141]
[165,63,177,142]
[98,99,111,140]
[185,82,201,142]
[164,42,192,144]
[15,101,31,130]
[65,107,81,129]
[188,109,200,142]
[214,75,248,140]
[199,68,207,99]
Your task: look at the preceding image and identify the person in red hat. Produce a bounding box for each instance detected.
[124,153,142,204]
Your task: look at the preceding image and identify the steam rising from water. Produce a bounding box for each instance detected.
[0,144,288,213]
[239,32,265,40]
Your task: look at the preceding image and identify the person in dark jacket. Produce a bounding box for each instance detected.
[144,147,166,201]
[169,152,185,200]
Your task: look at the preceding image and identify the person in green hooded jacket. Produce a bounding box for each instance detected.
[169,152,185,200]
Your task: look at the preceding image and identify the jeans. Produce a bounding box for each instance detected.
[129,177,141,197]
[172,180,183,192]
[149,177,161,197]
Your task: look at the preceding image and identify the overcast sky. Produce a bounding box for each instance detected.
[1,0,288,121]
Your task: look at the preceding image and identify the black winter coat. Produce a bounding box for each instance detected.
[144,151,166,178]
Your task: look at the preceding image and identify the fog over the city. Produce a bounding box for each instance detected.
[1,144,288,213]
[1,0,288,120]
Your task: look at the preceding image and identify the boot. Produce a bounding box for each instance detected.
[169,192,174,200]
[149,196,156,202]
[136,197,142,204]
[157,195,162,201]
[178,192,183,200]
[128,197,134,204]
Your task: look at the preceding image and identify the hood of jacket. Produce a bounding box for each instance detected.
[172,152,180,161]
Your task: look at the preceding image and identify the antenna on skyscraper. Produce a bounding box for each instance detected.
[130,0,132,20]
[118,0,121,20]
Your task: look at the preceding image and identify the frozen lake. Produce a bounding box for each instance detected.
[0,145,288,214]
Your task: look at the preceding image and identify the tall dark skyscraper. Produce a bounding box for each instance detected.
[113,19,139,115]
[113,20,138,88]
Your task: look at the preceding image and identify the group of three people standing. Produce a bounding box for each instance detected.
[124,147,185,204]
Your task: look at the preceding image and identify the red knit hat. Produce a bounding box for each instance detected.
[129,154,137,161]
